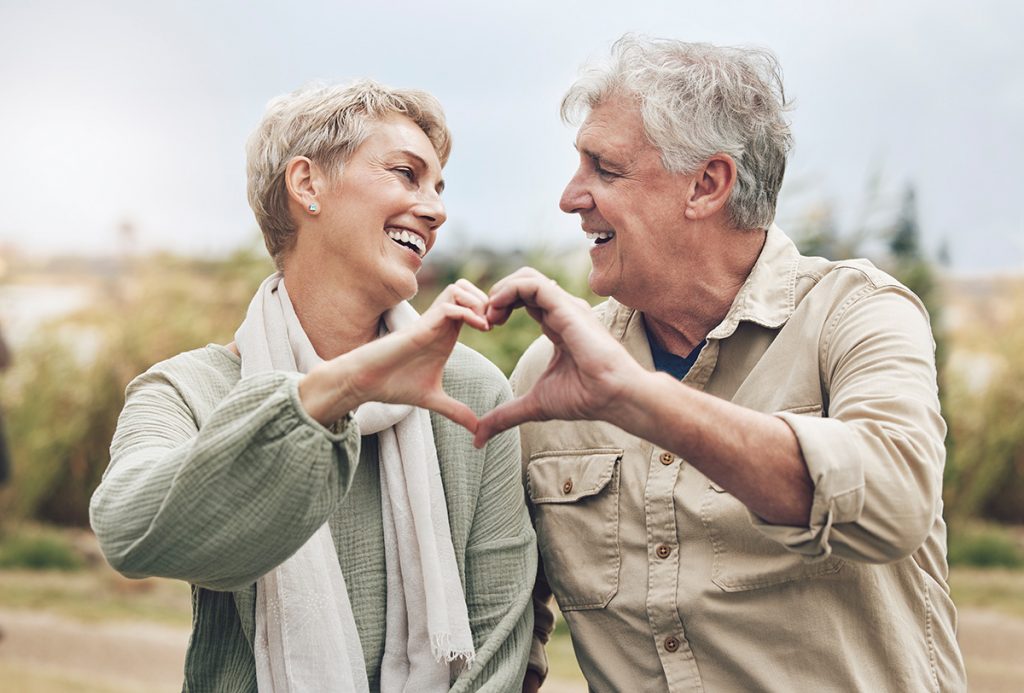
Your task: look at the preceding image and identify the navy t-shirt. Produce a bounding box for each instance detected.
[646,325,705,381]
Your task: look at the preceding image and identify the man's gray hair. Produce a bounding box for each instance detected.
[246,79,452,266]
[562,35,792,230]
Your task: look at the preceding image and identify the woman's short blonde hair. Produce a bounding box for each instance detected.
[246,79,452,265]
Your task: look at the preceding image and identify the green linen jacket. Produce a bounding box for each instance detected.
[90,342,535,692]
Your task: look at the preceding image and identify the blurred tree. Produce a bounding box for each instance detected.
[0,244,273,526]
[943,280,1024,523]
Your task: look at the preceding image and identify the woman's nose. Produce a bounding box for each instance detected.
[415,191,447,229]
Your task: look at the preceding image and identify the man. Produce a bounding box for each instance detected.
[474,36,966,691]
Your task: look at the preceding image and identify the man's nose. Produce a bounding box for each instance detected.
[559,169,593,214]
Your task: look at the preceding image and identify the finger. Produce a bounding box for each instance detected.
[486,279,549,325]
[484,299,522,327]
[486,266,547,302]
[473,395,539,447]
[441,303,490,331]
[449,283,488,317]
[424,391,479,433]
[454,278,489,304]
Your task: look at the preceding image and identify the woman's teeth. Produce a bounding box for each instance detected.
[386,228,425,256]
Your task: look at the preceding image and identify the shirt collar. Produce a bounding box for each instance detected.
[604,224,801,347]
[706,224,800,340]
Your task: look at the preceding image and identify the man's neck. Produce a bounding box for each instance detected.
[629,224,767,356]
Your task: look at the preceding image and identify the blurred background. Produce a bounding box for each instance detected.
[1,1,1023,690]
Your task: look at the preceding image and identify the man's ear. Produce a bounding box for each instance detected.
[684,154,737,221]
[285,156,321,215]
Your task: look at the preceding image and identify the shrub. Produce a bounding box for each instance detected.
[947,524,1024,569]
[0,527,82,571]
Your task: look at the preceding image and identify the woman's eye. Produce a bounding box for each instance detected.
[395,167,415,181]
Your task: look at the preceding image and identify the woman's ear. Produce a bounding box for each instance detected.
[285,156,321,215]
[684,154,737,222]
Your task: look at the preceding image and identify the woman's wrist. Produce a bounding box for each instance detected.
[298,355,367,425]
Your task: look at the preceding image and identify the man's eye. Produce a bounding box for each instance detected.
[591,157,619,180]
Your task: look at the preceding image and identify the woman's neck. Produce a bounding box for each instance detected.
[282,272,383,361]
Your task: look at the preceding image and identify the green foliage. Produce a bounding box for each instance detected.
[0,238,590,525]
[0,526,82,570]
[942,281,1024,523]
[948,566,1024,618]
[0,246,273,526]
[948,523,1024,569]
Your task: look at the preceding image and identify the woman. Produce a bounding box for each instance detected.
[89,80,535,692]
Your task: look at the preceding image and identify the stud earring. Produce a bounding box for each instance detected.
[308,202,319,213]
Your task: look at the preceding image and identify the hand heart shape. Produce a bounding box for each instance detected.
[355,269,641,447]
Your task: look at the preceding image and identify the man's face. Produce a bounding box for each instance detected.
[560,96,696,304]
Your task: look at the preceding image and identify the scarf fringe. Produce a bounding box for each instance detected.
[431,632,476,670]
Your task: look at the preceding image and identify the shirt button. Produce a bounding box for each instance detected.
[665,636,680,652]
[656,544,672,559]
[562,479,573,494]
[659,452,675,465]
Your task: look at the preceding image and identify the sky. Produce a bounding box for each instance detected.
[0,0,1021,273]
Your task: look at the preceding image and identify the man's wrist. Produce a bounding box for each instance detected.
[601,363,666,433]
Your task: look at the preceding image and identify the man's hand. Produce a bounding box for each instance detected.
[301,279,491,431]
[474,268,646,447]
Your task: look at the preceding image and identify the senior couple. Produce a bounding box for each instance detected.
[90,35,966,692]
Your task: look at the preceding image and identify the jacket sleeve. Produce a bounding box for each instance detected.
[755,284,946,563]
[452,377,537,692]
[89,363,361,591]
[508,348,556,684]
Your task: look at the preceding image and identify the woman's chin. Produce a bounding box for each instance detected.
[385,275,419,306]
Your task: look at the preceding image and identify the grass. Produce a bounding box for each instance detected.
[948,522,1024,569]
[0,527,82,571]
[0,661,138,693]
[949,567,1024,619]
[0,522,1020,691]
[0,569,191,626]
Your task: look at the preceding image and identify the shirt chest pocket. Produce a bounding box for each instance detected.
[702,404,844,591]
[527,449,622,611]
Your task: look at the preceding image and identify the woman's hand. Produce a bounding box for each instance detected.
[299,279,490,431]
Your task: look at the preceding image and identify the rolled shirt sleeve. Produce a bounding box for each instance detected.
[753,285,946,564]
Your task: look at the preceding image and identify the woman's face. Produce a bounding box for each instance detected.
[314,114,446,307]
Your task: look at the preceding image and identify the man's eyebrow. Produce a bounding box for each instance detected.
[578,145,622,170]
[395,149,445,192]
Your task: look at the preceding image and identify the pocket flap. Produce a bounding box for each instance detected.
[527,449,622,504]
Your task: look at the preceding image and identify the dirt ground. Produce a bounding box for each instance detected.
[0,606,1021,692]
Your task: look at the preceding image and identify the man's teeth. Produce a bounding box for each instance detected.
[586,231,615,241]
[386,229,425,256]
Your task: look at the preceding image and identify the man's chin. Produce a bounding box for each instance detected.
[587,270,613,298]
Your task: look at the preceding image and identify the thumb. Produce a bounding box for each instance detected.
[473,395,538,448]
[423,391,479,434]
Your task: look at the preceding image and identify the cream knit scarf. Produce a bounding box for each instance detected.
[235,273,474,692]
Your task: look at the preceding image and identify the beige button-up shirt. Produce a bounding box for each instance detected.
[513,226,966,692]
